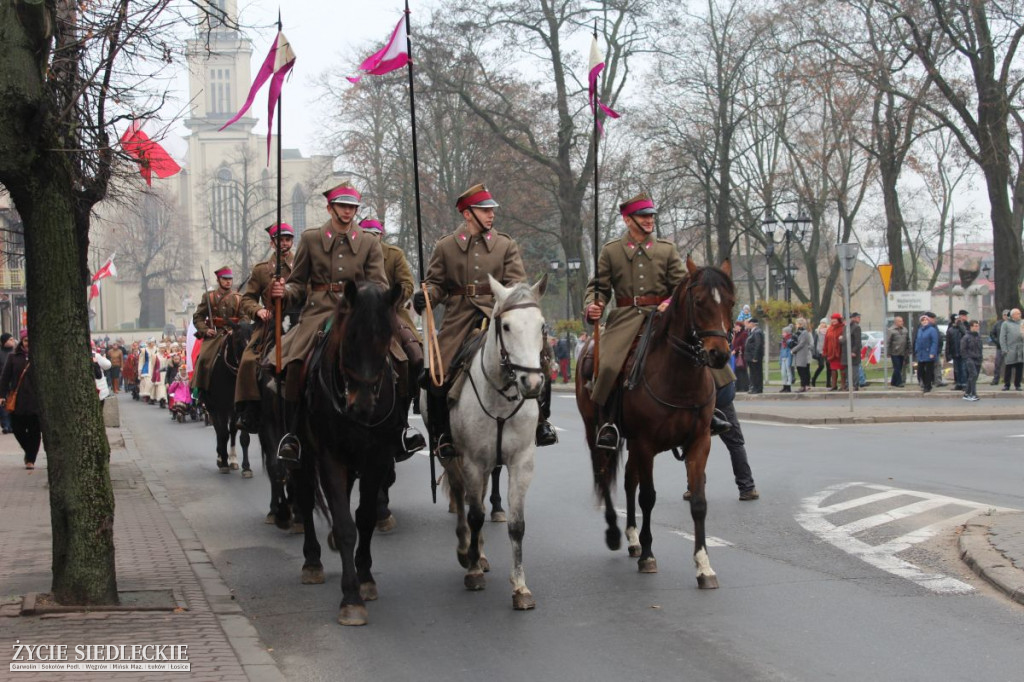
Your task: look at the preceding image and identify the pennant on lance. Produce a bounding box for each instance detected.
[120,122,182,186]
[219,31,296,162]
[347,14,410,83]
[588,34,620,136]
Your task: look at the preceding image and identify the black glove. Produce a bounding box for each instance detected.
[413,290,427,315]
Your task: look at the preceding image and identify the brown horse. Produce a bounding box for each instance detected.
[575,256,734,588]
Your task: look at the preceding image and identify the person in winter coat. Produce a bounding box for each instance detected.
[743,318,765,394]
[823,313,847,391]
[959,320,983,401]
[778,326,794,392]
[811,318,829,387]
[885,316,910,387]
[731,321,749,392]
[914,314,940,393]
[791,318,814,391]
[998,308,1023,390]
[0,330,41,469]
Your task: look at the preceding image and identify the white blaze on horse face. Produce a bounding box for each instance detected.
[693,547,716,579]
[711,287,721,305]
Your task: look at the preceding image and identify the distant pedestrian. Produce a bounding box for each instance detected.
[778,325,793,392]
[0,330,41,469]
[791,318,813,391]
[998,308,1023,391]
[731,321,749,392]
[737,304,752,323]
[575,332,588,362]
[743,318,764,394]
[106,341,123,394]
[811,318,828,387]
[945,312,966,390]
[960,320,983,401]
[849,312,864,389]
[823,313,847,391]
[989,309,1009,385]
[0,333,13,434]
[885,316,910,387]
[555,336,571,383]
[915,313,940,393]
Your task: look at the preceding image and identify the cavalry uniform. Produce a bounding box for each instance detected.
[279,184,387,399]
[583,197,685,406]
[192,267,245,392]
[234,235,294,405]
[384,241,422,344]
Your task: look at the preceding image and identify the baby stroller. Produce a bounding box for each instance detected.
[168,372,192,424]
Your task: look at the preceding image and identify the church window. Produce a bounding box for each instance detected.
[212,166,241,251]
[208,68,232,115]
[291,186,307,231]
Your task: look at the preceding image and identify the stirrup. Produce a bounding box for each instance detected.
[434,435,457,463]
[535,420,558,447]
[397,426,426,462]
[277,433,302,469]
[595,422,620,452]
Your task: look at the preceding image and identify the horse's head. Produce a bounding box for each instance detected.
[488,273,547,399]
[664,256,735,369]
[227,319,253,356]
[332,279,402,419]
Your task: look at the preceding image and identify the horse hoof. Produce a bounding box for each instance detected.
[464,572,486,591]
[479,556,490,573]
[457,551,469,569]
[301,566,325,585]
[337,605,368,626]
[359,582,378,601]
[638,557,658,574]
[264,512,275,525]
[512,590,536,611]
[289,522,304,535]
[490,511,506,523]
[230,462,240,470]
[628,544,641,558]
[376,515,397,533]
[606,527,621,551]
[241,469,253,479]
[218,466,230,474]
[327,531,337,552]
[697,574,720,590]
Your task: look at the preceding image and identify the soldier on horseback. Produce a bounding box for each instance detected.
[234,222,295,433]
[412,183,558,461]
[192,266,245,402]
[268,181,387,465]
[583,192,730,451]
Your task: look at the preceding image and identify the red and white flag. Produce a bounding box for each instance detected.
[588,34,620,136]
[88,253,118,300]
[220,31,297,162]
[347,14,410,83]
[120,122,182,186]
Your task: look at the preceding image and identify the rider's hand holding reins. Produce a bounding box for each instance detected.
[257,308,272,322]
[269,277,285,300]
[586,301,605,322]
[412,290,427,315]
[657,300,670,313]
[205,329,216,338]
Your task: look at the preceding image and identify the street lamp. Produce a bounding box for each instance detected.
[550,257,583,321]
[762,209,811,302]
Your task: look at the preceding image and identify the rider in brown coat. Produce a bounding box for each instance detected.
[191,267,245,397]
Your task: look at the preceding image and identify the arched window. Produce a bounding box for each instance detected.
[212,166,241,251]
[291,185,307,231]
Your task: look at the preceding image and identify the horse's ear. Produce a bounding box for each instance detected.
[532,273,548,298]
[388,282,403,309]
[342,279,358,303]
[719,258,732,278]
[488,274,510,305]
[686,254,698,275]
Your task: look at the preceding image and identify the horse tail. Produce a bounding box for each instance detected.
[592,442,621,500]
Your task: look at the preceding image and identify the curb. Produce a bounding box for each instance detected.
[736,411,1024,425]
[959,515,1024,606]
[119,427,287,682]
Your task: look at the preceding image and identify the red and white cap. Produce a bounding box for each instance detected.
[456,183,499,212]
[323,182,362,206]
[358,218,384,234]
[266,223,295,238]
[619,192,657,217]
[214,266,233,279]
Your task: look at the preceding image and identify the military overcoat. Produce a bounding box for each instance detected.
[582,232,685,404]
[423,225,526,375]
[383,242,421,343]
[191,287,245,391]
[234,251,293,403]
[279,220,386,368]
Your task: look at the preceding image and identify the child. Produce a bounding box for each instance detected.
[959,320,983,401]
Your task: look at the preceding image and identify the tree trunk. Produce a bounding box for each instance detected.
[12,163,117,606]
[880,167,908,292]
[984,164,1023,312]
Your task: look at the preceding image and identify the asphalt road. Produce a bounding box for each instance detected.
[122,394,1024,682]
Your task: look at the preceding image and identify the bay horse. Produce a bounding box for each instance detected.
[438,274,547,610]
[575,257,734,588]
[206,320,253,476]
[296,279,405,626]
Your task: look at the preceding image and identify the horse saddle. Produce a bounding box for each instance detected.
[577,335,644,393]
[423,328,486,402]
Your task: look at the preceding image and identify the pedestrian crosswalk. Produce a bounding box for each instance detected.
[797,482,1017,594]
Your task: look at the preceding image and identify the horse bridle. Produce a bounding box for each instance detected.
[335,338,395,428]
[664,277,730,368]
[486,300,544,400]
[219,329,242,375]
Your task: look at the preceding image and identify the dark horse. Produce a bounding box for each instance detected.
[206,320,253,476]
[575,257,734,588]
[296,280,405,626]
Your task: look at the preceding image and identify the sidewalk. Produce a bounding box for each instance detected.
[0,401,285,682]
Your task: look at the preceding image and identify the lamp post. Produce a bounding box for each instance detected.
[762,209,811,303]
[550,257,583,322]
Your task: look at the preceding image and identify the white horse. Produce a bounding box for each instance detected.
[432,274,547,610]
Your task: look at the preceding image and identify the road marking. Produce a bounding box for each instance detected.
[615,508,732,547]
[797,482,1017,594]
[742,420,838,430]
[556,394,577,400]
[1006,434,1024,438]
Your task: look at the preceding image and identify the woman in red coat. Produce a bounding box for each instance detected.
[822,313,847,391]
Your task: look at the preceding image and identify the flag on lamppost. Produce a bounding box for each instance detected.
[120,122,182,186]
[219,31,297,162]
[588,34,620,135]
[88,254,117,301]
[347,14,410,83]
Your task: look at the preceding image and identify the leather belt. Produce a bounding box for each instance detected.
[211,317,240,327]
[450,283,492,297]
[617,295,662,308]
[311,283,345,293]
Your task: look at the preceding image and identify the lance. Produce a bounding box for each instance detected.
[591,21,602,376]
[200,265,216,335]
[274,10,285,431]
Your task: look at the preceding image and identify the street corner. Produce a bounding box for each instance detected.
[958,511,1024,606]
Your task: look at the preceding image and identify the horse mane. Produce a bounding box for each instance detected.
[493,282,538,316]
[326,283,396,366]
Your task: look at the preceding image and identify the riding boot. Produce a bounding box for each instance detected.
[595,390,621,452]
[277,405,302,470]
[427,389,456,462]
[710,408,732,436]
[535,378,558,446]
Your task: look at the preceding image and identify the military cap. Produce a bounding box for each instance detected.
[266,223,295,237]
[323,182,362,206]
[214,266,233,279]
[456,184,499,212]
[619,192,657,217]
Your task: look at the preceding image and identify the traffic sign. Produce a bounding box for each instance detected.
[887,291,931,312]
[877,264,893,295]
